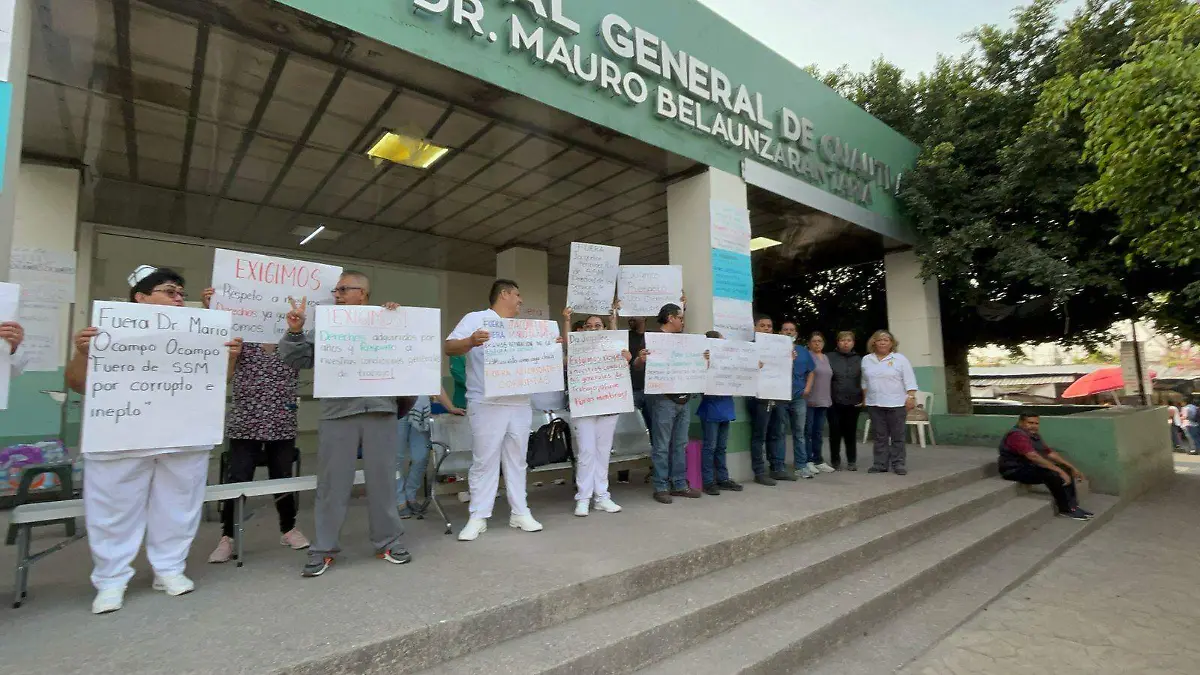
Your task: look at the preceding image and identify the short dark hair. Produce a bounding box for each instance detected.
[705,330,722,339]
[781,320,799,329]
[571,320,586,332]
[130,267,185,302]
[656,303,682,325]
[754,314,773,325]
[1018,412,1040,422]
[489,279,519,306]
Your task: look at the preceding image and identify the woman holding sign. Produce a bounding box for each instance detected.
[562,304,630,517]
[66,266,243,615]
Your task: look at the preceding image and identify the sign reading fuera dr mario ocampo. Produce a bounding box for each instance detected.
[413,0,898,207]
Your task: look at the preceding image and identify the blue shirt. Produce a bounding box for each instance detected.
[792,345,816,399]
[697,395,736,422]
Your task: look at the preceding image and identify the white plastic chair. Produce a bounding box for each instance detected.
[861,391,937,448]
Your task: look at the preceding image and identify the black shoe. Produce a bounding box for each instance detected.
[703,484,721,496]
[754,474,777,486]
[1074,507,1095,519]
[893,467,908,476]
[717,480,744,492]
[301,556,334,577]
[772,470,798,482]
[653,491,674,504]
[867,466,887,474]
[847,463,858,471]
[1058,508,1090,521]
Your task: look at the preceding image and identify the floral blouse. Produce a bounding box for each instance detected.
[227,343,299,441]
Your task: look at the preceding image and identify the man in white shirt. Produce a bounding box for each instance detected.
[446,279,547,541]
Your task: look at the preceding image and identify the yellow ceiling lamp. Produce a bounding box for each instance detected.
[366,130,450,169]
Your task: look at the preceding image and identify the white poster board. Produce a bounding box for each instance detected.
[14,302,62,372]
[757,332,794,400]
[713,296,755,342]
[312,305,441,399]
[617,265,684,317]
[567,330,634,418]
[81,302,232,453]
[644,332,709,394]
[0,282,17,408]
[710,201,752,256]
[519,305,550,320]
[9,247,76,304]
[483,318,564,397]
[566,242,621,315]
[210,248,343,343]
[705,338,759,397]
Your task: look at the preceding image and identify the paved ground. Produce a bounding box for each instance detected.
[0,446,993,675]
[903,460,1200,675]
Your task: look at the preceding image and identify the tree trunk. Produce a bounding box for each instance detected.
[943,338,972,414]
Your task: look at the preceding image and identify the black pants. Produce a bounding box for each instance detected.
[221,438,298,538]
[1001,464,1078,513]
[827,403,860,466]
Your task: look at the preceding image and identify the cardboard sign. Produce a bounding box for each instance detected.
[312,305,441,399]
[483,318,564,397]
[757,332,794,401]
[617,265,684,317]
[705,338,759,397]
[644,332,708,394]
[210,248,342,342]
[81,302,232,453]
[566,242,621,315]
[9,247,76,304]
[567,330,634,418]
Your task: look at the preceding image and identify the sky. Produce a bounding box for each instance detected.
[695,0,1087,78]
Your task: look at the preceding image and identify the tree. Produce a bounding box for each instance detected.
[754,262,887,346]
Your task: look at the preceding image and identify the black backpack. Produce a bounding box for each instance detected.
[527,416,573,468]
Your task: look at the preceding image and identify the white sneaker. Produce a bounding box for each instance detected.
[816,463,837,473]
[509,513,544,532]
[92,587,126,615]
[594,497,623,513]
[207,536,233,564]
[806,462,820,475]
[574,500,590,517]
[457,517,487,541]
[152,574,195,597]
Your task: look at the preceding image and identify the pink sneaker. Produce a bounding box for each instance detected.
[208,536,233,564]
[280,529,311,550]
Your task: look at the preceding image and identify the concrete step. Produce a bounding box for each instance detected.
[416,477,1023,675]
[807,493,1119,675]
[636,495,1054,675]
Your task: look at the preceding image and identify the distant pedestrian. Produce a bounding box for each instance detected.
[861,330,917,476]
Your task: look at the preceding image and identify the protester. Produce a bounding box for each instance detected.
[278,271,410,577]
[66,266,242,614]
[0,319,28,374]
[779,321,817,479]
[697,331,743,496]
[861,330,917,475]
[999,413,1094,520]
[748,316,794,485]
[805,332,836,474]
[562,304,629,516]
[826,331,863,471]
[643,303,703,503]
[446,279,561,541]
[617,317,652,485]
[397,388,463,519]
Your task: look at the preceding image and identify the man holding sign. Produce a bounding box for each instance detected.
[277,271,410,578]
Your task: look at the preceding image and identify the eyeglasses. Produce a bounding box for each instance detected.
[152,286,187,300]
[331,286,364,295]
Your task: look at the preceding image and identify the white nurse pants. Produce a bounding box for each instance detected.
[83,451,210,590]
[467,403,532,519]
[572,414,618,501]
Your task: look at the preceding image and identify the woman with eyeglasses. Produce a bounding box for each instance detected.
[66,266,243,614]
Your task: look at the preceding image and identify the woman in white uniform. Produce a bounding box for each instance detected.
[66,266,242,615]
[561,303,630,517]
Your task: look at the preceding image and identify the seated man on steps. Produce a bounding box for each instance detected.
[998,413,1094,521]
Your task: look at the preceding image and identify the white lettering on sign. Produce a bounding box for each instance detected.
[312,305,442,399]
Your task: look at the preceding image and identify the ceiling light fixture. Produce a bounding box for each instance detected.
[749,236,782,251]
[299,225,325,246]
[367,131,450,170]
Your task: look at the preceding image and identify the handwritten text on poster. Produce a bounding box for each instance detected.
[313,306,441,398]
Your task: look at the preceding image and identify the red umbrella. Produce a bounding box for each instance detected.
[1061,366,1156,398]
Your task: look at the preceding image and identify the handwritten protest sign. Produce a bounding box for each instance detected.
[9,247,76,304]
[644,332,708,394]
[705,338,759,397]
[710,201,752,256]
[210,248,342,342]
[567,330,633,417]
[617,265,683,317]
[757,332,794,400]
[713,297,754,342]
[14,302,62,372]
[519,305,549,320]
[566,242,621,315]
[712,249,754,302]
[0,282,17,408]
[313,305,441,399]
[81,302,232,453]
[483,318,564,397]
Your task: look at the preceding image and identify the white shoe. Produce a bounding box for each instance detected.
[92,587,126,615]
[509,513,544,532]
[594,498,623,513]
[152,574,195,597]
[574,500,590,517]
[457,517,488,541]
[816,463,837,473]
[207,536,234,564]
[805,462,820,475]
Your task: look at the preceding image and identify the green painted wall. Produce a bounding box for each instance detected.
[0,371,77,446]
[912,365,947,415]
[277,0,920,235]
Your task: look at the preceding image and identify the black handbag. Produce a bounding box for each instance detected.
[527,415,574,468]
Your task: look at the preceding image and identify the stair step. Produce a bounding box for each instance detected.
[417,478,1022,675]
[806,493,1119,675]
[636,495,1052,675]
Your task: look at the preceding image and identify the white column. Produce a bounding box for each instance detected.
[0,0,33,278]
[884,250,947,412]
[496,246,549,317]
[666,168,748,335]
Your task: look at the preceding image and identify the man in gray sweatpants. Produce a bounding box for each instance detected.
[278,271,410,578]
